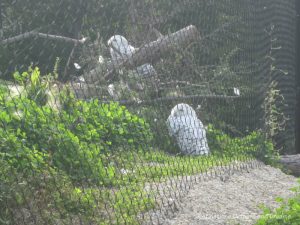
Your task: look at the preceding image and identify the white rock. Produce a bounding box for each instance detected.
[74,62,81,70]
[120,168,129,175]
[233,87,240,96]
[98,55,105,64]
[136,63,157,77]
[78,76,85,82]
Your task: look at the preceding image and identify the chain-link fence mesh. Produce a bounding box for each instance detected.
[0,0,297,224]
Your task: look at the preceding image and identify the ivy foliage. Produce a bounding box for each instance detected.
[0,68,152,185]
[256,180,300,225]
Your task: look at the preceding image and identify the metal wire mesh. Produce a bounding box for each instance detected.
[0,0,297,224]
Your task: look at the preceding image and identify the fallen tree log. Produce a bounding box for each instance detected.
[99,25,200,82]
[278,154,300,177]
[124,25,200,67]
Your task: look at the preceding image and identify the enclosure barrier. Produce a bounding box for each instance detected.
[0,0,297,224]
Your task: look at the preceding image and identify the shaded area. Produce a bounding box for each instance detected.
[296,0,300,153]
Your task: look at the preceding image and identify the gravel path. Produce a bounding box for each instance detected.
[163,165,298,225]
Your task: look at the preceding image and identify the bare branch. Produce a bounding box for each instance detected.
[63,43,78,80]
[0,30,87,45]
[160,80,209,87]
[98,94,241,106]
[72,82,241,104]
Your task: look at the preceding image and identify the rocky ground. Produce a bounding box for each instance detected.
[161,165,298,225]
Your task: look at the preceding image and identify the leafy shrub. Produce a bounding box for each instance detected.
[59,92,153,150]
[13,66,51,106]
[1,99,152,185]
[0,160,17,224]
[0,163,107,225]
[207,124,277,163]
[130,105,178,153]
[255,180,300,225]
[0,67,154,224]
[1,67,153,185]
[0,82,9,97]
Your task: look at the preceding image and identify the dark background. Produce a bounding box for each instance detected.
[296,0,300,153]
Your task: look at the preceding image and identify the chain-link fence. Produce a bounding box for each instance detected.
[0,0,297,224]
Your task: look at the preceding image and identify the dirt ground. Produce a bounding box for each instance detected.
[161,165,298,225]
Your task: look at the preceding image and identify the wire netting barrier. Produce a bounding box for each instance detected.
[0,0,297,224]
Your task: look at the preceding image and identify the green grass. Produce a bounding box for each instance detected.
[110,150,253,184]
[1,149,255,225]
[70,150,254,224]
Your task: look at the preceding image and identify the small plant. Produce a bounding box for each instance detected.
[13,66,50,106]
[263,81,287,152]
[255,180,300,225]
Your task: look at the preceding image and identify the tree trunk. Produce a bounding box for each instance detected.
[278,154,300,176]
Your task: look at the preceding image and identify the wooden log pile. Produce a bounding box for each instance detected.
[101,25,200,82]
[73,25,200,99]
